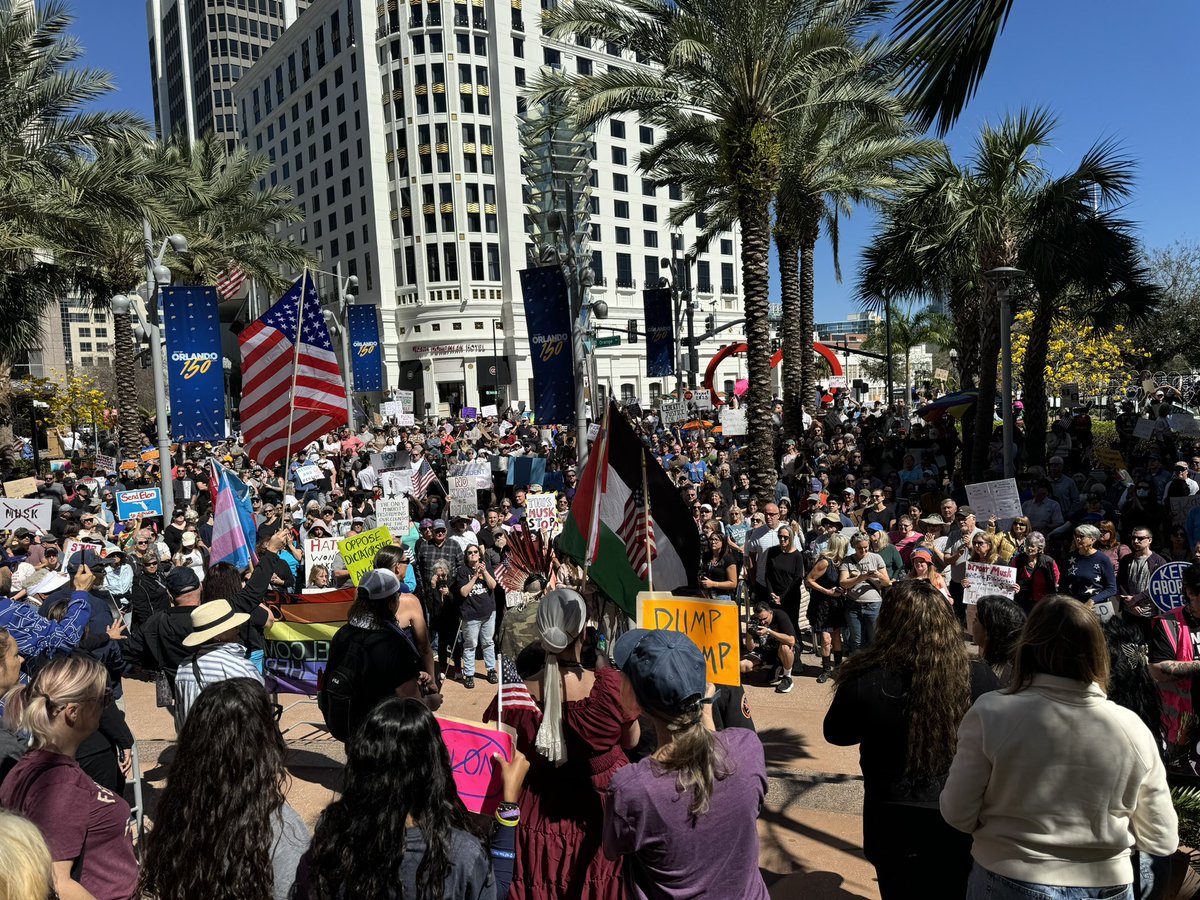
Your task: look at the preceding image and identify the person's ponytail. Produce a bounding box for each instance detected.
[651,712,729,818]
[4,655,107,750]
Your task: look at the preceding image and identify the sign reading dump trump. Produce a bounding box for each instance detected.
[636,592,740,686]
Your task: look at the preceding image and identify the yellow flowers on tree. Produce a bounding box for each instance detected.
[20,371,113,451]
[1010,310,1151,399]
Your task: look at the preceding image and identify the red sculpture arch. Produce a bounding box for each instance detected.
[702,342,844,407]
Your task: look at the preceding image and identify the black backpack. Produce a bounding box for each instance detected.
[317,636,369,743]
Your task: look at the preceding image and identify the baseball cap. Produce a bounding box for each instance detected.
[911,547,934,562]
[866,522,884,532]
[842,487,855,496]
[957,505,974,517]
[165,566,202,597]
[359,569,401,600]
[433,518,447,530]
[807,493,821,503]
[66,546,108,575]
[612,629,707,716]
[182,532,197,547]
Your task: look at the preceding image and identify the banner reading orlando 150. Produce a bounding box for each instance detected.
[161,285,226,441]
[643,286,675,378]
[519,265,575,424]
[346,303,384,392]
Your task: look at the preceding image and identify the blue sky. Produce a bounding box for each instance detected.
[73,1,1200,321]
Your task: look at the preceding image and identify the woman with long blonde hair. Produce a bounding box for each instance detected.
[805,532,849,683]
[0,810,54,900]
[0,654,137,900]
[824,581,999,899]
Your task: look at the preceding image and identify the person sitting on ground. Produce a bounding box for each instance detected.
[295,697,530,900]
[740,600,798,694]
[0,654,138,900]
[605,629,770,899]
[173,598,263,731]
[140,678,309,900]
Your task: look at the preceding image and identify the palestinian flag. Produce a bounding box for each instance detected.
[559,402,701,616]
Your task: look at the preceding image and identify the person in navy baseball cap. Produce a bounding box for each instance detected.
[612,628,707,717]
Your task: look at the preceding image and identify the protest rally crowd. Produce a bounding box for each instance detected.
[2,386,1200,900]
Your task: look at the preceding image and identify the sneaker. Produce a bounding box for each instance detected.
[463,676,475,690]
[487,670,499,685]
[816,668,832,685]
[775,675,794,694]
[770,665,784,685]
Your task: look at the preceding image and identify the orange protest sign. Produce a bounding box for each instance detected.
[636,592,741,686]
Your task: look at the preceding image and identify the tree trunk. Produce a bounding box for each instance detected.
[798,221,819,419]
[774,215,803,442]
[738,194,777,505]
[112,311,141,458]
[0,364,16,471]
[971,290,1001,480]
[1022,298,1054,469]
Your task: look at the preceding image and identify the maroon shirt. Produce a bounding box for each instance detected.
[0,748,137,900]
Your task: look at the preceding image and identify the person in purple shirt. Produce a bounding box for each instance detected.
[607,629,769,900]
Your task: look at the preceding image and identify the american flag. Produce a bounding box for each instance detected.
[412,458,439,498]
[238,274,347,469]
[499,654,540,717]
[216,265,248,301]
[616,486,657,579]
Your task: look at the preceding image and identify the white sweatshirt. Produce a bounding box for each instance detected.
[940,674,1178,887]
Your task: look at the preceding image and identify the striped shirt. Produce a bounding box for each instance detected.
[173,642,263,732]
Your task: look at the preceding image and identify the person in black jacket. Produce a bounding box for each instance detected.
[127,566,205,678]
[824,579,999,900]
[130,549,172,633]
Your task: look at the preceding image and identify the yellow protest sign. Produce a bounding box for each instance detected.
[636,592,741,686]
[338,526,395,585]
[1094,447,1126,471]
[3,477,38,499]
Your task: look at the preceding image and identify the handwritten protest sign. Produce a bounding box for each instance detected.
[720,408,747,436]
[294,464,322,484]
[480,404,498,418]
[963,562,1017,605]
[396,390,414,411]
[2,477,38,499]
[660,401,688,424]
[304,537,340,588]
[338,526,394,585]
[525,493,558,533]
[375,498,410,537]
[636,593,740,686]
[436,716,515,815]
[450,460,492,490]
[398,412,415,426]
[964,478,1023,523]
[691,389,713,411]
[1093,447,1127,471]
[448,476,477,518]
[586,423,600,442]
[1149,561,1192,614]
[94,454,117,474]
[461,406,477,420]
[116,488,162,519]
[0,499,52,531]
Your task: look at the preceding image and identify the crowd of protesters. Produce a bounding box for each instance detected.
[0,384,1197,898]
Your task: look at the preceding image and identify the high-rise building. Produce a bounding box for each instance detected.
[231,0,745,417]
[146,0,311,148]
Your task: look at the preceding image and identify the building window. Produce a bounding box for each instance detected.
[642,204,657,222]
[721,238,733,255]
[612,173,627,192]
[616,253,633,288]
[470,242,484,280]
[639,125,654,144]
[614,200,629,218]
[610,119,625,138]
[611,147,626,166]
[615,227,630,245]
[643,230,658,247]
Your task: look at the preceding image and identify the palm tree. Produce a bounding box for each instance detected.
[531,0,885,501]
[860,108,1157,477]
[859,301,956,397]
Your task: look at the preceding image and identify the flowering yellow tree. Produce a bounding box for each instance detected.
[1010,310,1151,399]
[16,371,112,451]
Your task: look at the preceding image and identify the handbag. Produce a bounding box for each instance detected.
[154,670,175,709]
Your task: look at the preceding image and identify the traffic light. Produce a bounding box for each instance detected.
[627,319,638,343]
[705,314,715,335]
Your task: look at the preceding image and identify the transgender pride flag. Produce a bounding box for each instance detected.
[209,458,258,569]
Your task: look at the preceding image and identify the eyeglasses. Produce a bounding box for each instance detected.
[1012,522,1028,528]
[1133,535,1152,542]
[972,540,990,546]
[135,540,148,546]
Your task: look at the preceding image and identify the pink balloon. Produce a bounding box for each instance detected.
[734,379,749,397]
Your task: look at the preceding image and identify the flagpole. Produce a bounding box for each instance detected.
[641,448,654,593]
[495,652,504,731]
[284,269,309,468]
[581,401,610,586]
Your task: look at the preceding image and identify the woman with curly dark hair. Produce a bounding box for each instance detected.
[296,696,528,900]
[139,678,307,900]
[824,580,998,900]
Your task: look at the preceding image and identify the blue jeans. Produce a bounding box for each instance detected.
[845,602,880,655]
[966,863,1133,900]
[460,611,496,676]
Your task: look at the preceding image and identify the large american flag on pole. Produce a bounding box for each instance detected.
[238,275,347,468]
[216,265,247,301]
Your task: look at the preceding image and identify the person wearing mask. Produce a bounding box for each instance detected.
[0,654,138,900]
[486,587,639,900]
[1061,524,1119,620]
[941,596,1178,898]
[454,545,498,689]
[605,629,770,899]
[825,580,999,899]
[0,563,93,659]
[173,599,263,731]
[140,679,309,900]
[806,533,850,683]
[1011,531,1060,614]
[971,595,1027,686]
[296,697,529,900]
[839,532,891,655]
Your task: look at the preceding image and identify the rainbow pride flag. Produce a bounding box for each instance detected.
[264,588,354,695]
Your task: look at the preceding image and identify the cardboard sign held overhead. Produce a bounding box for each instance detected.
[116,488,163,520]
[636,592,740,686]
[2,477,39,499]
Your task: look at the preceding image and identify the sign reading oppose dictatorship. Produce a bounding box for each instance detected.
[436,716,516,815]
[116,488,163,520]
[337,526,394,585]
[636,592,740,686]
[0,499,51,531]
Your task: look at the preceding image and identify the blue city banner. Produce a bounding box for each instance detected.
[161,285,226,441]
[346,303,384,392]
[519,265,576,425]
[643,287,675,378]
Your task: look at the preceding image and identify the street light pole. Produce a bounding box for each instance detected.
[492,318,501,410]
[335,261,356,428]
[884,300,895,410]
[985,267,1024,478]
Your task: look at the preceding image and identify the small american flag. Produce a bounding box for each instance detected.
[412,458,439,498]
[238,274,347,468]
[216,265,248,301]
[499,654,540,717]
[616,486,656,580]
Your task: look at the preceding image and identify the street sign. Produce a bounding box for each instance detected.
[595,335,622,348]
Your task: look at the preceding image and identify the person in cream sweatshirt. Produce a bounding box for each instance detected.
[941,596,1177,896]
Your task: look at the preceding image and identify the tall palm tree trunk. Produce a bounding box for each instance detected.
[739,197,777,504]
[1022,300,1053,469]
[0,364,16,471]
[774,216,803,442]
[971,291,1001,480]
[798,220,819,421]
[112,311,141,458]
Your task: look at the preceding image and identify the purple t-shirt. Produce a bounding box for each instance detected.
[0,748,138,900]
[604,728,770,900]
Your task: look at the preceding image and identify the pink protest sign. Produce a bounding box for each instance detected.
[436,716,515,814]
